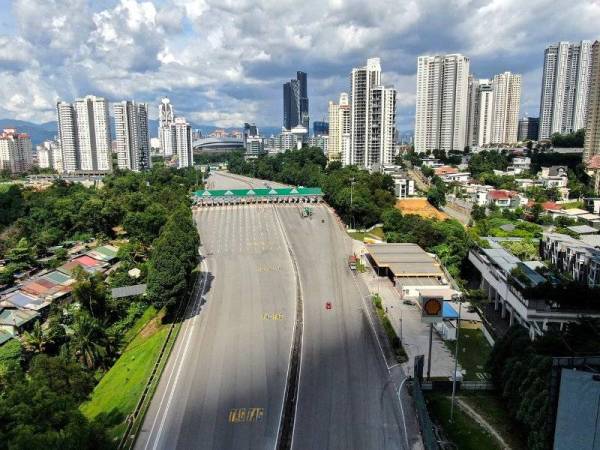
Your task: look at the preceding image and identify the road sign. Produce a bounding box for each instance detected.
[419,295,443,323]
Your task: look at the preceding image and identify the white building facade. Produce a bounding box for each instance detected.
[415,53,470,153]
[159,97,174,157]
[490,72,521,144]
[36,139,62,173]
[539,41,593,140]
[73,95,111,172]
[171,117,193,168]
[0,128,32,174]
[350,58,381,167]
[114,101,151,172]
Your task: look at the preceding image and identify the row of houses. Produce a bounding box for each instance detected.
[0,244,119,345]
[469,234,600,340]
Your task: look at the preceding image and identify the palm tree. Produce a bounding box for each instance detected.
[21,321,53,354]
[70,312,108,369]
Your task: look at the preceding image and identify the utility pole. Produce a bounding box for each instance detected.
[349,177,355,229]
[450,299,463,422]
[427,323,433,381]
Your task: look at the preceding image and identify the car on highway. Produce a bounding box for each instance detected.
[325,301,332,310]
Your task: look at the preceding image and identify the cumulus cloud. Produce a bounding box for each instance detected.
[0,0,599,131]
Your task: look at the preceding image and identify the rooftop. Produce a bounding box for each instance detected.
[366,243,444,278]
[567,225,598,235]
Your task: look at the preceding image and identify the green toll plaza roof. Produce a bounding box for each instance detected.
[193,187,323,198]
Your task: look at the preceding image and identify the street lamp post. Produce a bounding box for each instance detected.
[349,177,355,229]
[450,298,463,422]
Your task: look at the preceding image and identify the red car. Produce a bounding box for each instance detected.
[325,302,332,310]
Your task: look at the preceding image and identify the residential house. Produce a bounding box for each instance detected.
[487,189,527,208]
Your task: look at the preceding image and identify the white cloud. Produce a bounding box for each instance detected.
[0,0,598,131]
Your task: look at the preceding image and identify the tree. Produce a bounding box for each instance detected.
[21,321,54,354]
[471,204,487,221]
[72,269,109,320]
[69,312,108,370]
[427,185,446,208]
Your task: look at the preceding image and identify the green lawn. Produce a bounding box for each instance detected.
[372,295,408,363]
[426,393,501,450]
[81,307,167,440]
[444,326,491,381]
[348,226,385,242]
[559,200,584,209]
[460,392,527,450]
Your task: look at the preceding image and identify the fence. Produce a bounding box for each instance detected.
[412,380,439,450]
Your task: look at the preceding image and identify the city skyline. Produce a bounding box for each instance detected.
[1,0,599,132]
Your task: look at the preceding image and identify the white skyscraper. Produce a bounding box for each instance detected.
[73,96,111,171]
[36,139,62,173]
[159,97,174,156]
[490,72,521,144]
[415,53,470,153]
[114,101,151,171]
[327,92,351,163]
[0,128,32,174]
[350,58,381,167]
[368,85,396,166]
[539,41,593,140]
[349,58,396,168]
[56,96,112,173]
[476,81,494,147]
[56,101,78,172]
[171,117,193,168]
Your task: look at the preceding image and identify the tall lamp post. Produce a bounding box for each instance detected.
[349,177,356,229]
[450,294,463,422]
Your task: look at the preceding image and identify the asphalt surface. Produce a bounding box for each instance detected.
[136,200,296,449]
[278,205,405,450]
[136,171,410,450]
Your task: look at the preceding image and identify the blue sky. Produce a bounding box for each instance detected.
[0,0,598,132]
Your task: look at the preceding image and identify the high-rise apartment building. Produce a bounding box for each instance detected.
[490,72,521,144]
[56,101,78,172]
[114,101,150,172]
[415,54,470,153]
[283,71,309,131]
[0,128,32,174]
[327,92,351,163]
[368,85,397,167]
[171,117,193,168]
[539,41,593,140]
[349,57,398,168]
[313,121,329,136]
[159,97,174,156]
[36,139,62,173]
[56,95,111,173]
[518,117,540,142]
[477,81,494,146]
[584,41,600,193]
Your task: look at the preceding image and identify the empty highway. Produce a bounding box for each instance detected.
[136,171,412,449]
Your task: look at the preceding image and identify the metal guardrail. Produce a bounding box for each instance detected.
[117,270,203,450]
[412,380,440,450]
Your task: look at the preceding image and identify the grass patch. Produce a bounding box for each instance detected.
[426,392,501,450]
[348,226,385,242]
[122,305,158,346]
[560,200,584,209]
[81,307,168,441]
[460,392,527,450]
[444,326,491,381]
[372,294,408,363]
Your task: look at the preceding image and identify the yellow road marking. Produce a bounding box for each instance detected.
[228,408,264,423]
[262,313,284,320]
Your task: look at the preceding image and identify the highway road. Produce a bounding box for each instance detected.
[278,205,405,450]
[136,202,296,449]
[136,171,413,450]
